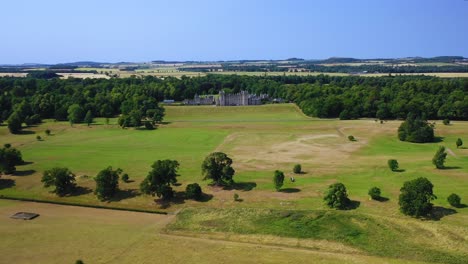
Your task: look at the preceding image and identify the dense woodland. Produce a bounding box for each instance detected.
[0,75,467,129]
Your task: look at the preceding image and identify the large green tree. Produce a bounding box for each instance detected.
[201,152,235,186]
[41,167,76,196]
[398,113,435,143]
[67,104,84,125]
[94,167,122,201]
[399,177,436,217]
[84,110,94,126]
[324,182,351,209]
[7,112,23,134]
[140,160,179,199]
[0,145,23,175]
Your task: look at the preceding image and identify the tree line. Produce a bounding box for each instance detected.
[1,74,467,132]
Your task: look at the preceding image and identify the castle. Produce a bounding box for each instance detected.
[183,91,269,106]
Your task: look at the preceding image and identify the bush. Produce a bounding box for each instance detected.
[443,119,450,125]
[447,193,461,207]
[233,193,240,201]
[36,135,42,141]
[121,173,129,183]
[273,170,285,191]
[324,182,350,209]
[293,164,301,174]
[348,135,356,141]
[144,121,154,130]
[45,129,51,136]
[368,187,381,200]
[387,159,399,171]
[399,177,436,217]
[456,138,463,149]
[432,146,447,169]
[185,183,202,200]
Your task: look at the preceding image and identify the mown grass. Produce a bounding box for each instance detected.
[169,208,468,264]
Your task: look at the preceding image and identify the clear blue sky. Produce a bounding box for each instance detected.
[2,0,467,64]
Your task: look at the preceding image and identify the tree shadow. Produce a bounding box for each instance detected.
[393,169,406,173]
[441,166,461,170]
[427,206,457,221]
[344,200,361,210]
[160,121,172,125]
[109,189,139,202]
[13,169,36,176]
[68,186,93,196]
[452,204,467,209]
[223,182,257,191]
[433,136,444,143]
[279,188,301,193]
[20,161,34,166]
[374,196,389,202]
[0,179,15,190]
[197,193,214,202]
[17,130,35,135]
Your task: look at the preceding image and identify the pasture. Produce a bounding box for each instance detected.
[1,103,467,263]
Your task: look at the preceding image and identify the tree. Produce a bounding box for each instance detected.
[293,164,302,174]
[140,160,179,199]
[387,159,399,171]
[144,121,154,130]
[7,112,22,134]
[324,182,351,209]
[121,173,129,183]
[456,138,463,149]
[233,193,240,201]
[41,167,76,196]
[398,113,435,143]
[368,187,381,200]
[273,170,285,191]
[185,183,202,200]
[447,193,461,207]
[0,145,23,175]
[348,135,356,141]
[443,119,450,125]
[67,104,84,125]
[94,167,122,201]
[45,129,51,136]
[84,110,93,126]
[201,152,235,186]
[399,177,436,217]
[432,146,447,169]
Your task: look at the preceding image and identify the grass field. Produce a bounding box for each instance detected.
[1,103,467,263]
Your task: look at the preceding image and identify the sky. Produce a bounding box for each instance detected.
[1,0,468,64]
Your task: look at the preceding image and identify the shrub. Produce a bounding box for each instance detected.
[293,164,302,174]
[399,177,436,217]
[432,146,447,169]
[368,187,381,200]
[36,135,42,141]
[273,170,285,191]
[387,159,399,171]
[144,121,154,130]
[45,129,51,136]
[324,182,350,209]
[121,173,129,183]
[443,119,450,125]
[233,193,239,201]
[186,183,202,200]
[348,135,355,141]
[456,138,463,149]
[447,193,461,207]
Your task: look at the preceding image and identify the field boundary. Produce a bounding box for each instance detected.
[0,195,167,215]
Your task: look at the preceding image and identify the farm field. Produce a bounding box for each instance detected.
[1,104,467,263]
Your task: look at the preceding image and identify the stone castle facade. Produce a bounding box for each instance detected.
[183,91,268,106]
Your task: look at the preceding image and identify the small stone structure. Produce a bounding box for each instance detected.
[10,212,40,220]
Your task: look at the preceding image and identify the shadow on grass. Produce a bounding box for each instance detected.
[109,189,139,202]
[160,121,172,125]
[197,193,214,202]
[433,136,444,143]
[13,169,36,176]
[280,188,301,193]
[16,130,35,135]
[452,204,467,209]
[223,182,257,191]
[21,161,34,166]
[393,169,406,173]
[69,186,93,196]
[427,206,457,221]
[0,179,15,189]
[374,196,389,202]
[441,166,461,170]
[344,200,361,210]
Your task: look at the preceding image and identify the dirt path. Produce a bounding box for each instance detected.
[446,147,458,158]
